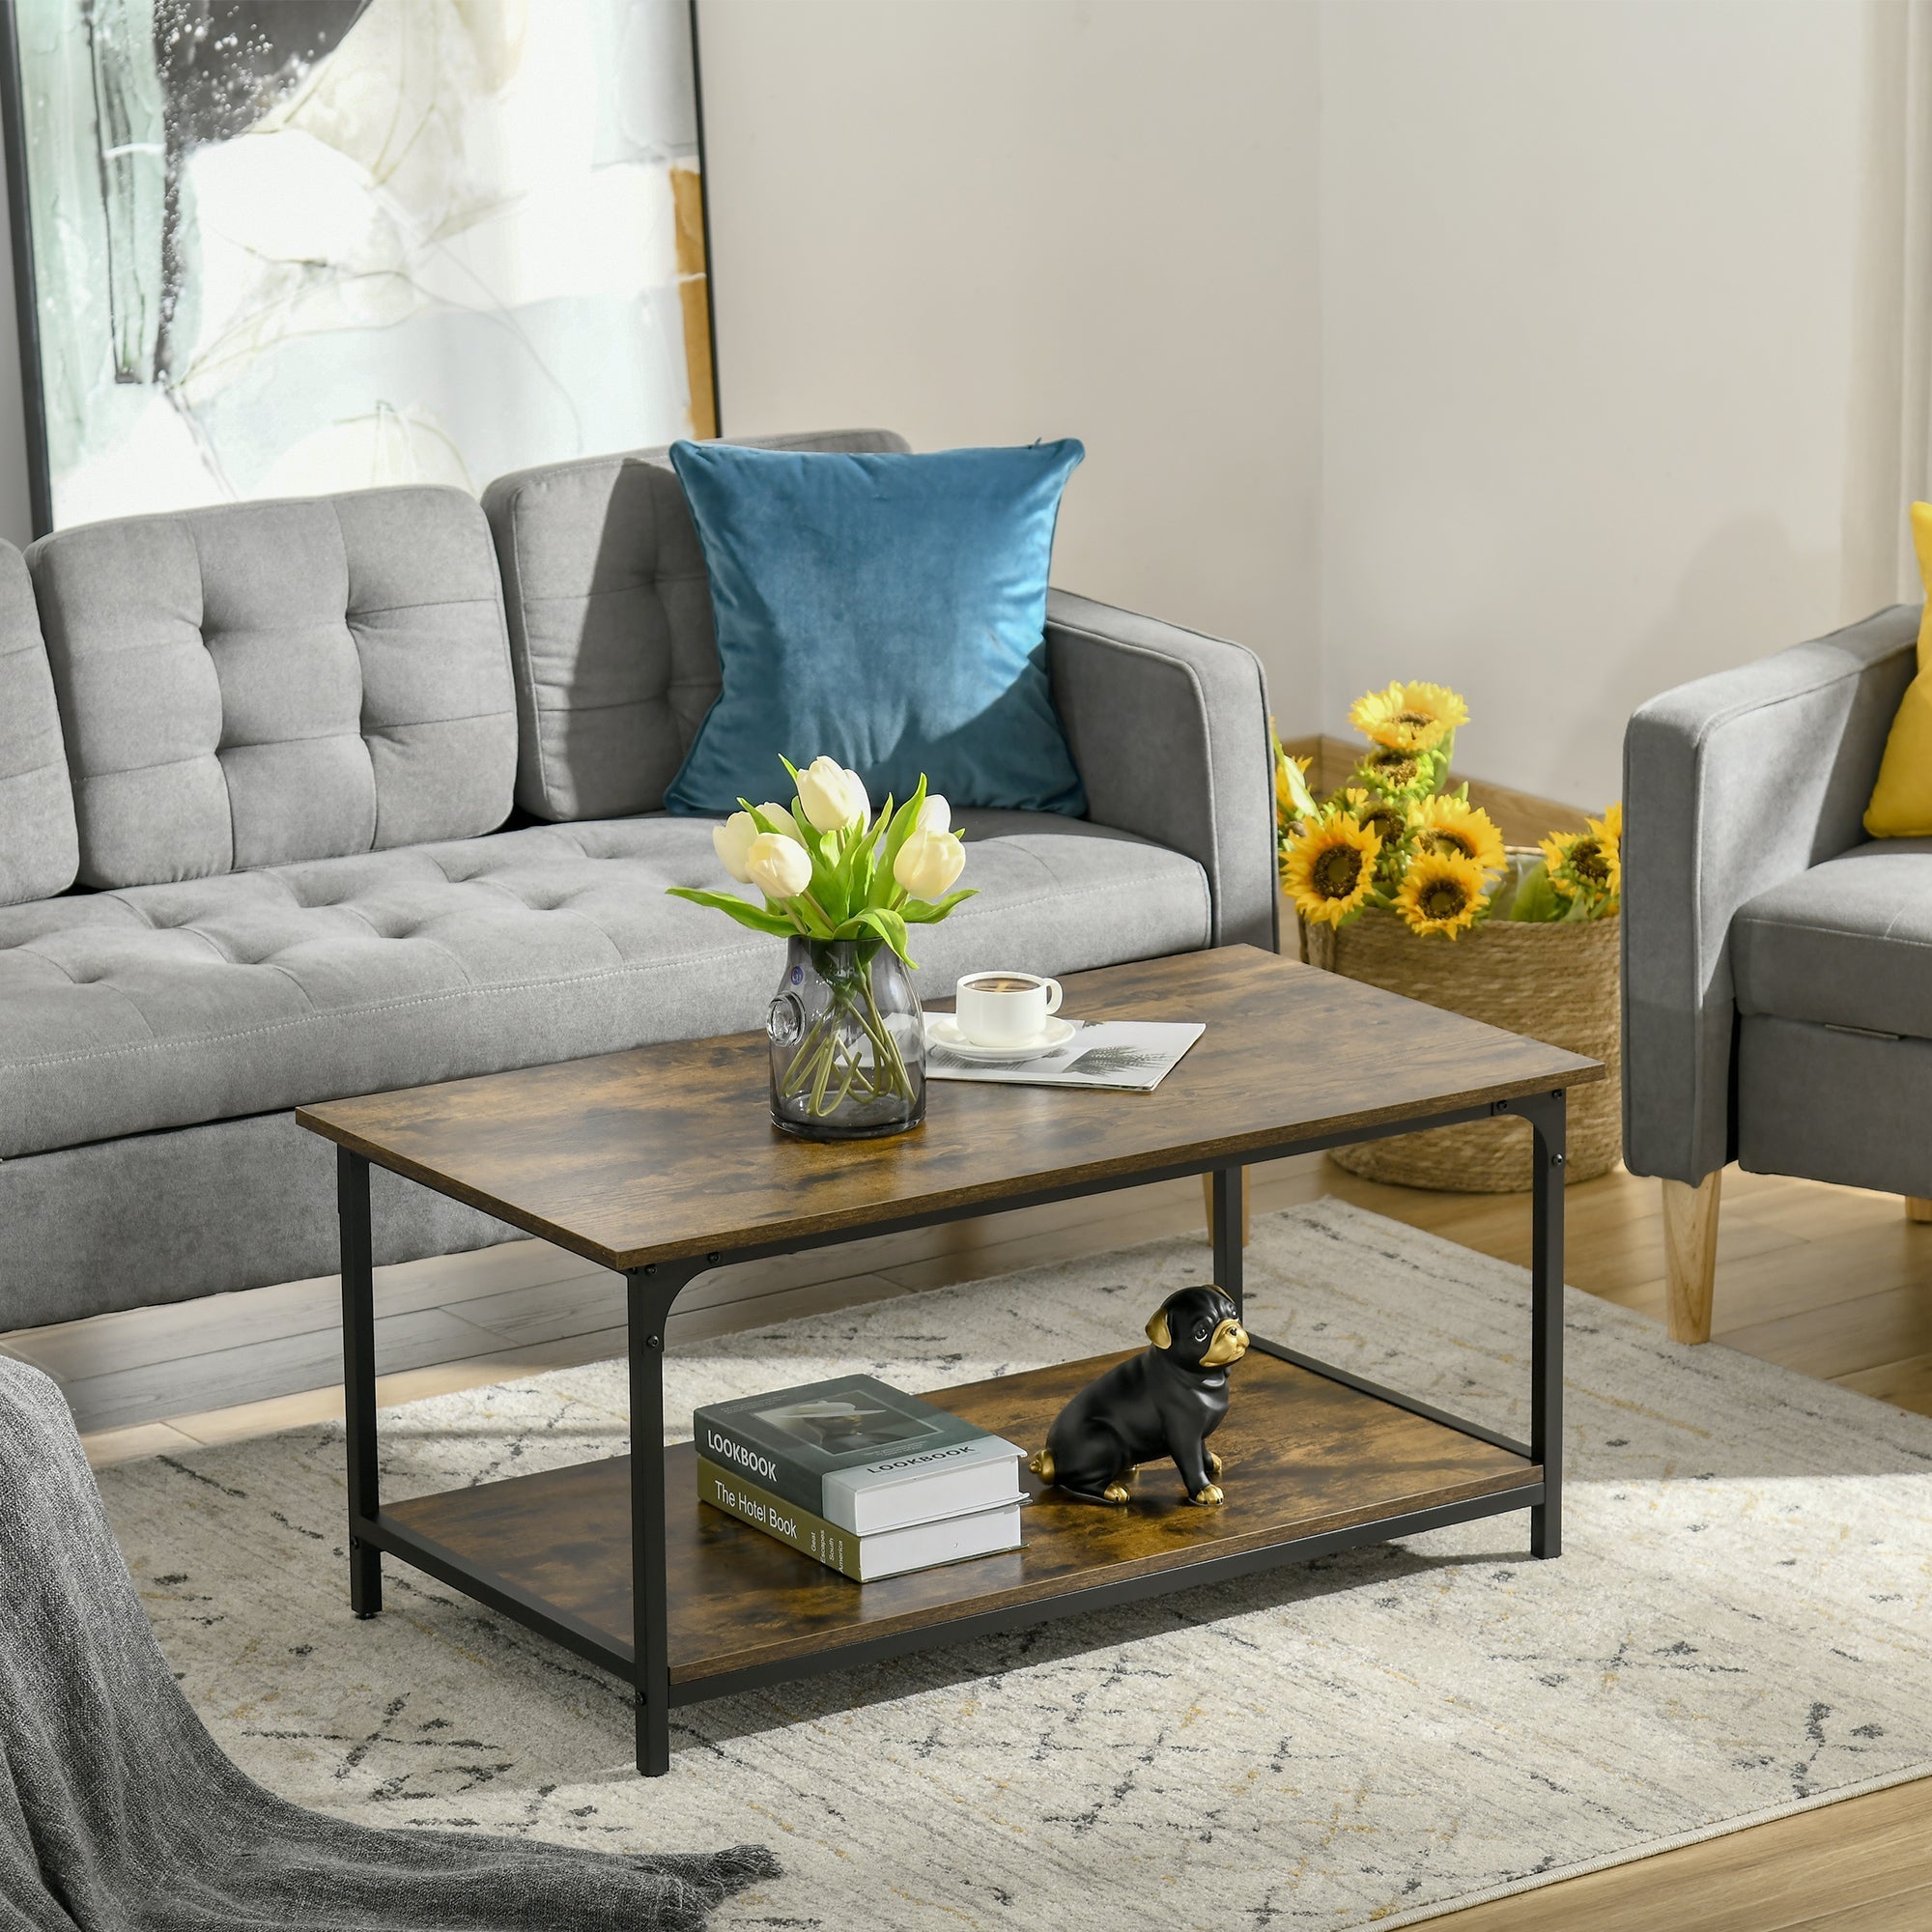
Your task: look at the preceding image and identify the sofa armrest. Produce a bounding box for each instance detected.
[1044,587,1277,952]
[1622,604,1918,1184]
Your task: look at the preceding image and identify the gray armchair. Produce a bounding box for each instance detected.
[1623,602,1926,1341]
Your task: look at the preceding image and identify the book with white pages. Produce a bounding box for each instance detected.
[923,1017,1205,1092]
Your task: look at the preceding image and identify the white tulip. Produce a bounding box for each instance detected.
[894,827,966,899]
[915,793,951,836]
[797,756,867,833]
[712,812,757,883]
[746,832,813,900]
[845,767,871,831]
[753,801,800,839]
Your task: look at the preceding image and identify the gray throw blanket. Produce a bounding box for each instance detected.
[0,1355,777,1930]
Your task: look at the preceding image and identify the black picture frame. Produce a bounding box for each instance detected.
[0,0,52,539]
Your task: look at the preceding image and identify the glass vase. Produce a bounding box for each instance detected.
[766,937,926,1141]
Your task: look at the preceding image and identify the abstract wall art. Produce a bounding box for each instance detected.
[0,0,717,533]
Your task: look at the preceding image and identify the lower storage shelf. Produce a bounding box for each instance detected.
[382,1346,1537,1691]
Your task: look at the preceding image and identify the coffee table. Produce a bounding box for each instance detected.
[297,944,1599,1776]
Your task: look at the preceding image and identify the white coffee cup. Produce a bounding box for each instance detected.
[955,971,1063,1047]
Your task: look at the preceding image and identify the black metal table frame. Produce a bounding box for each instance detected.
[334,1086,1566,1777]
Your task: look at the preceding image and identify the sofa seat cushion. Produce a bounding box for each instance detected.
[1733,838,1932,1039]
[0,812,1208,1159]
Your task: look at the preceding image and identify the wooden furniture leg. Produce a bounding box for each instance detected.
[1662,1171,1722,1344]
[1202,1168,1251,1250]
[1908,1198,1932,1224]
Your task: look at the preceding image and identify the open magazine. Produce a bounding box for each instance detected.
[923,1018,1205,1092]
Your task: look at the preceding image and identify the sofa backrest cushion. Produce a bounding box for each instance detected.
[483,429,910,822]
[29,488,517,888]
[0,541,78,906]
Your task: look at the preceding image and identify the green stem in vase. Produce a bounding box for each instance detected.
[782,1020,830,1094]
[859,970,915,1101]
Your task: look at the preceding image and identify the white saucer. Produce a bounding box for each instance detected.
[924,1014,1077,1062]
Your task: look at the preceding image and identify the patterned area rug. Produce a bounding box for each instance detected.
[99,1200,1932,1930]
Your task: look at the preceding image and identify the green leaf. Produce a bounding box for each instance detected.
[792,891,838,938]
[846,904,915,964]
[1505,863,1565,923]
[785,807,824,869]
[665,886,798,937]
[856,794,895,862]
[899,887,977,924]
[846,794,890,910]
[811,834,849,923]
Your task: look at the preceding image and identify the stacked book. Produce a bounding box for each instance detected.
[695,1374,1026,1582]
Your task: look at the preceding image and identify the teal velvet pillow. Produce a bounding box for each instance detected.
[663,439,1088,817]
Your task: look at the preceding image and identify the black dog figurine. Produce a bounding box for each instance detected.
[1030,1284,1249,1506]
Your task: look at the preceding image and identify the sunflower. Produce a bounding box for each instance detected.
[1540,824,1622,905]
[1354,744,1435,798]
[1408,793,1507,875]
[1282,813,1381,926]
[1394,848,1488,939]
[1336,785,1410,854]
[1349,681,1470,754]
[1599,801,1623,847]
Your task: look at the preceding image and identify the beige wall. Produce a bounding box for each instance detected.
[1318,0,1875,809]
[702,0,1888,812]
[696,0,1323,708]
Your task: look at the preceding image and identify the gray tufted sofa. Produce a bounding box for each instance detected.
[0,431,1274,1333]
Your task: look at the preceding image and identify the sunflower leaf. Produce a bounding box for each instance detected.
[1276,749,1319,820]
[1505,862,1566,923]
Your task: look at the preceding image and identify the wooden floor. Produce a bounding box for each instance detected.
[4,1152,1929,1928]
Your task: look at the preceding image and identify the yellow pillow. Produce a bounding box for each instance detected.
[1864,500,1932,837]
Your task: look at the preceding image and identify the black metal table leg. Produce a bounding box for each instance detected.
[628,1265,695,1777]
[1210,1163,1244,1318]
[1524,1090,1566,1559]
[337,1149,382,1616]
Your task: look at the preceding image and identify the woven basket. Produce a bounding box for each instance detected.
[1300,903,1621,1191]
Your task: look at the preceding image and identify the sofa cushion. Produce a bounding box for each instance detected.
[0,811,1208,1159]
[0,543,76,906]
[662,438,1088,818]
[482,431,908,824]
[28,489,517,888]
[1733,838,1932,1039]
